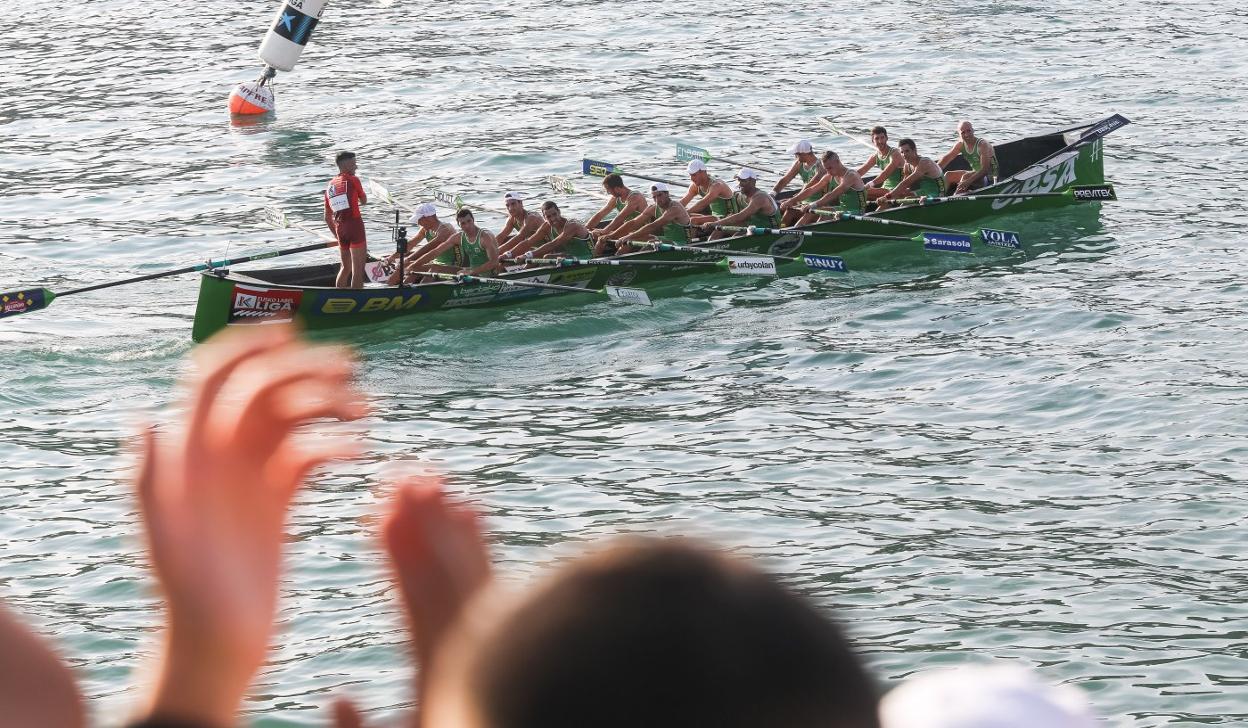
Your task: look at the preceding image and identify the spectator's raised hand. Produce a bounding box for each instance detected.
[136,327,366,726]
[0,602,84,728]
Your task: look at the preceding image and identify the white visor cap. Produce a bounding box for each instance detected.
[411,202,438,221]
[503,191,525,203]
[686,159,708,175]
[736,168,761,180]
[788,139,814,155]
[879,665,1099,728]
[650,182,670,193]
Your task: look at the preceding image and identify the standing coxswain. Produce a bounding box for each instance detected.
[323,151,368,289]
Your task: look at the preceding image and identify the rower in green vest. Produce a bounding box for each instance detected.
[512,200,596,261]
[384,202,460,284]
[795,151,868,226]
[857,125,905,202]
[939,120,999,194]
[496,191,545,257]
[451,208,501,275]
[611,182,692,252]
[876,137,948,211]
[680,158,736,225]
[702,167,782,240]
[586,173,649,255]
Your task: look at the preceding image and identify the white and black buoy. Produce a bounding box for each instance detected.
[228,0,330,115]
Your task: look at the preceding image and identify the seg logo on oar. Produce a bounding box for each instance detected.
[980,228,1021,249]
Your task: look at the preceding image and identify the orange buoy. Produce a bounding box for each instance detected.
[228,80,275,115]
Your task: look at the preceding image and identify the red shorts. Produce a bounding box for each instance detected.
[335,217,367,249]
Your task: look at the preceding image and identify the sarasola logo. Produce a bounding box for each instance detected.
[229,285,302,325]
[991,152,1079,210]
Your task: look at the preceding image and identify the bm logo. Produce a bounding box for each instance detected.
[320,293,424,314]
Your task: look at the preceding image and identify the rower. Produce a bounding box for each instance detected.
[510,201,596,261]
[702,168,781,240]
[875,138,946,211]
[323,151,368,289]
[679,159,735,227]
[613,182,692,253]
[778,152,835,226]
[495,192,544,255]
[939,120,998,194]
[773,139,823,195]
[386,202,458,284]
[450,208,502,276]
[585,174,649,254]
[794,151,868,226]
[857,126,905,201]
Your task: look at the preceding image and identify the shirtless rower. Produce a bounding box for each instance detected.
[795,151,868,226]
[702,168,781,239]
[323,151,368,289]
[857,126,905,201]
[939,121,998,194]
[612,183,693,253]
[509,201,596,261]
[586,174,649,255]
[875,138,946,211]
[385,202,458,284]
[679,159,736,227]
[495,191,544,255]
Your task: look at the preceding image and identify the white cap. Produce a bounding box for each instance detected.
[413,202,438,219]
[879,665,1099,728]
[788,139,814,155]
[503,191,525,203]
[650,182,670,193]
[686,159,707,175]
[736,168,761,180]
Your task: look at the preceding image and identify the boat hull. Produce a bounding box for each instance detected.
[192,125,1110,342]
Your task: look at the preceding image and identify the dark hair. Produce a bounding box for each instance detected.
[334,151,356,165]
[602,174,625,190]
[898,138,916,151]
[456,208,474,219]
[822,150,839,163]
[870,126,887,137]
[541,200,559,213]
[466,538,880,728]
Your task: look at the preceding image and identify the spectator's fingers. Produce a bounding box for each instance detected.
[186,328,295,447]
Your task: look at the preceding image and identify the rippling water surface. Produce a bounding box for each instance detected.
[2,0,1247,725]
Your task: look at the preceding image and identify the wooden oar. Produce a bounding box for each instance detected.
[816,118,876,151]
[675,142,782,176]
[0,239,329,320]
[889,184,1117,206]
[425,271,652,306]
[582,158,681,187]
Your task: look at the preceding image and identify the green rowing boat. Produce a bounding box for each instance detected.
[190,114,1127,342]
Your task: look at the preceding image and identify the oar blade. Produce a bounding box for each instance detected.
[921,232,975,253]
[582,158,615,177]
[676,142,711,163]
[1070,184,1116,201]
[366,177,397,205]
[977,228,1023,249]
[263,205,289,230]
[603,285,652,306]
[722,256,778,276]
[0,288,55,319]
[546,175,575,194]
[801,254,849,272]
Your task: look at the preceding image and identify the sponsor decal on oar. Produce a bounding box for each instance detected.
[979,228,1022,249]
[676,142,712,163]
[0,289,53,318]
[724,256,777,276]
[432,189,466,209]
[583,158,615,177]
[802,254,848,272]
[922,232,974,253]
[604,286,652,305]
[546,175,576,194]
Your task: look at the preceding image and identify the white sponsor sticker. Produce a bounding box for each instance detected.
[725,256,777,276]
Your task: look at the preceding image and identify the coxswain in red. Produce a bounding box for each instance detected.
[323,151,368,289]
